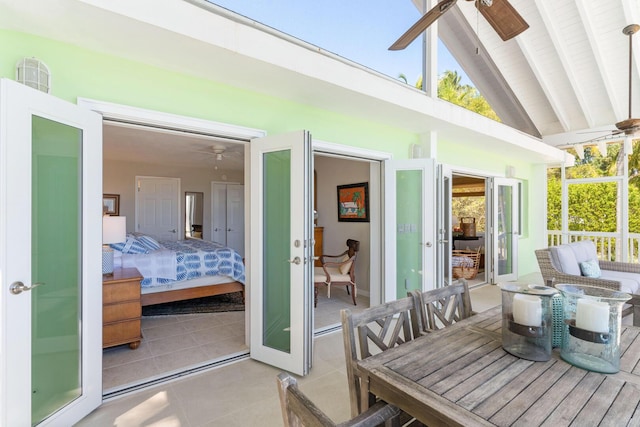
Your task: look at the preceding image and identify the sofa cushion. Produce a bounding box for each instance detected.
[567,241,599,264]
[549,245,581,275]
[600,270,640,294]
[579,259,601,278]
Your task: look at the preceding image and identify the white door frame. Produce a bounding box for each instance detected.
[77,99,396,363]
[312,140,391,306]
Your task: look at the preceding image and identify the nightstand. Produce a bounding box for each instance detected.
[102,267,143,349]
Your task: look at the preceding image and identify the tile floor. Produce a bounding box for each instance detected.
[103,285,369,392]
[80,281,507,426]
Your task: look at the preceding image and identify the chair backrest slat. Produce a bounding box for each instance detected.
[277,372,400,427]
[410,280,473,334]
[341,296,420,416]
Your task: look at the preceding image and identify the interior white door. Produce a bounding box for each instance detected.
[384,159,436,302]
[436,164,453,287]
[248,130,313,376]
[136,176,180,241]
[226,184,245,257]
[211,183,227,243]
[0,78,102,425]
[491,177,520,282]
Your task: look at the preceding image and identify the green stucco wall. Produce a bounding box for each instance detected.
[0,28,546,277]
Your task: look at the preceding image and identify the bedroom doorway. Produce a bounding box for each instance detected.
[90,98,388,391]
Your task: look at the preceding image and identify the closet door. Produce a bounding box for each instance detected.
[211,183,227,244]
[226,184,244,257]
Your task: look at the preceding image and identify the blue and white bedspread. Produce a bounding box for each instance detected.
[120,239,245,289]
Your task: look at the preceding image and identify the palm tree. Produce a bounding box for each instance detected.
[398,70,500,121]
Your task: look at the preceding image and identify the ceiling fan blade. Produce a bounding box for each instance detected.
[389,0,457,51]
[477,0,529,41]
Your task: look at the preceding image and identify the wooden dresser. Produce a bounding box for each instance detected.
[102,267,143,349]
[314,226,324,267]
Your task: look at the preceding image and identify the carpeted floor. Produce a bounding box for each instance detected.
[141,291,245,316]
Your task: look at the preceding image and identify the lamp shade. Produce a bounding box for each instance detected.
[103,216,126,244]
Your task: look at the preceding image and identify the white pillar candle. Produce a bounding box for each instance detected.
[512,294,542,327]
[575,299,609,333]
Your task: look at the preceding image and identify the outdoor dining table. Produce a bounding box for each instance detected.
[356,305,640,426]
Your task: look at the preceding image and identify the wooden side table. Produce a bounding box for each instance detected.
[314,226,324,267]
[102,267,143,349]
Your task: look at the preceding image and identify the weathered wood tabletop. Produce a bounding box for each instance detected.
[357,306,640,426]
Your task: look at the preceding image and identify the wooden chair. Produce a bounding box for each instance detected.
[409,279,474,335]
[341,297,420,418]
[277,372,400,427]
[316,239,360,305]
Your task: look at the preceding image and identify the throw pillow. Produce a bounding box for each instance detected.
[339,254,352,275]
[579,259,601,278]
[110,234,149,254]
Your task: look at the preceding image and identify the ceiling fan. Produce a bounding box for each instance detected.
[389,0,529,51]
[614,24,640,137]
[577,24,640,145]
[194,144,242,160]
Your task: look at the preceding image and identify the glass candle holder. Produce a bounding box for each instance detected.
[500,284,558,361]
[556,284,631,374]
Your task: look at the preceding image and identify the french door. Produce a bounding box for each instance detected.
[0,79,102,425]
[436,164,453,287]
[384,159,436,301]
[248,130,313,376]
[490,177,520,282]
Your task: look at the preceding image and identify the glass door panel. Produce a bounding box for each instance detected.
[395,170,423,299]
[31,116,82,425]
[263,150,292,352]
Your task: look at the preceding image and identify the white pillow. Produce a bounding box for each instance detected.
[340,254,353,274]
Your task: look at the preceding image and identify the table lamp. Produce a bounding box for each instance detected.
[102,215,126,275]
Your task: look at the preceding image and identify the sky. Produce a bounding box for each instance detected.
[209,0,473,87]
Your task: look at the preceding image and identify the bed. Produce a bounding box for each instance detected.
[113,234,245,306]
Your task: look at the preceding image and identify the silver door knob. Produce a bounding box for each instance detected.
[288,257,301,265]
[10,281,44,295]
[425,242,433,247]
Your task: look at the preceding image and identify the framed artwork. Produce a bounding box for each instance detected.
[337,182,369,222]
[103,194,120,216]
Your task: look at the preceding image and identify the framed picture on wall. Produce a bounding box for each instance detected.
[103,194,120,216]
[337,182,369,222]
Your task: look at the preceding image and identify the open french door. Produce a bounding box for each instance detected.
[384,159,436,302]
[0,79,103,425]
[436,164,453,287]
[490,177,520,282]
[248,130,313,376]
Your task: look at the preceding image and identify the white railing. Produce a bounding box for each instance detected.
[546,230,640,262]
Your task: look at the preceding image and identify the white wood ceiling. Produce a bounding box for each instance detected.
[439,0,640,146]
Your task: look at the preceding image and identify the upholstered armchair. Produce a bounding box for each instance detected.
[315,239,360,305]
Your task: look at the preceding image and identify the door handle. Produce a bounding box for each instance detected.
[10,281,44,295]
[169,229,177,233]
[287,257,301,265]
